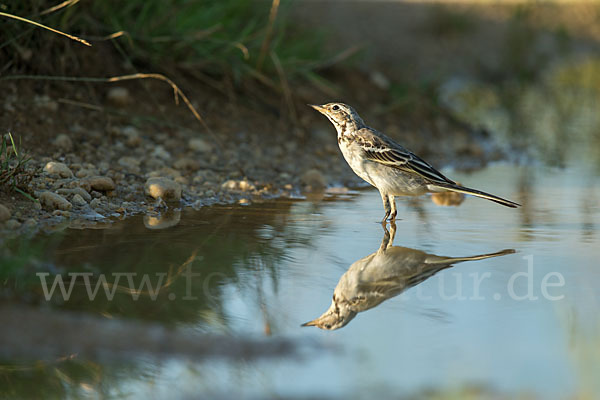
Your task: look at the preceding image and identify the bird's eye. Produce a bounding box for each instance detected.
[332,105,340,111]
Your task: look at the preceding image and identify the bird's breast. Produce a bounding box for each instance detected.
[338,141,377,186]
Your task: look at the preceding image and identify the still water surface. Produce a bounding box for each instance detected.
[5,162,598,399]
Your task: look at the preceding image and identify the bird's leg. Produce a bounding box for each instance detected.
[380,191,391,223]
[388,220,397,244]
[379,219,397,252]
[379,222,391,251]
[388,195,397,221]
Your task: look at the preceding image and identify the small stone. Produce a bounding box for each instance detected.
[76,168,97,178]
[144,177,182,201]
[97,161,110,172]
[300,169,326,192]
[118,156,141,171]
[83,176,116,192]
[106,87,131,106]
[173,157,200,171]
[23,219,37,230]
[147,167,181,179]
[0,204,10,222]
[38,191,72,211]
[188,138,212,153]
[121,126,142,147]
[34,95,58,112]
[221,179,256,192]
[174,176,189,185]
[71,194,87,207]
[4,219,21,230]
[90,198,101,208]
[57,187,92,202]
[151,145,171,160]
[52,210,71,218]
[326,187,350,195]
[53,134,73,152]
[238,198,250,205]
[43,161,73,178]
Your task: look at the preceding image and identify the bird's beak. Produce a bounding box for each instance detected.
[301,318,318,327]
[308,104,326,114]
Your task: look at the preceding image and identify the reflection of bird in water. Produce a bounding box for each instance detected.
[302,223,515,330]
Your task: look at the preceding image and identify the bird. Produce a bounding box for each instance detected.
[302,222,515,330]
[309,102,520,222]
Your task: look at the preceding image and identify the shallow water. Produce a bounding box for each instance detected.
[3,162,599,399]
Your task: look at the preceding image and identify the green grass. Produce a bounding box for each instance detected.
[1,0,329,84]
[0,133,34,201]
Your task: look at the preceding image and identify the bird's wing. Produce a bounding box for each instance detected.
[354,128,455,184]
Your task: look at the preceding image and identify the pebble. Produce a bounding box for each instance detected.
[174,176,189,185]
[221,179,256,192]
[107,87,131,106]
[52,210,71,218]
[90,198,101,209]
[23,219,37,230]
[34,95,58,112]
[173,157,200,171]
[4,219,21,230]
[53,134,73,152]
[144,177,182,201]
[71,194,87,207]
[151,145,171,160]
[300,169,326,192]
[43,161,73,178]
[148,167,181,179]
[189,138,212,153]
[38,191,72,211]
[0,204,10,222]
[57,187,92,202]
[118,156,141,171]
[121,126,142,147]
[82,176,116,192]
[76,168,97,178]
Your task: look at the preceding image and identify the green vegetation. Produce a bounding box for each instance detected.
[1,0,329,84]
[0,133,33,201]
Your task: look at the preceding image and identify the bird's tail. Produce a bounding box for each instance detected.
[429,182,520,208]
[429,249,516,265]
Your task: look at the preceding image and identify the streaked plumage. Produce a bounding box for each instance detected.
[302,223,515,330]
[309,102,520,221]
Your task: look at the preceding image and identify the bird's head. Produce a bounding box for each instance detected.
[309,102,365,135]
[301,295,357,330]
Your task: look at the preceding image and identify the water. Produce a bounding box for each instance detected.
[3,162,599,399]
